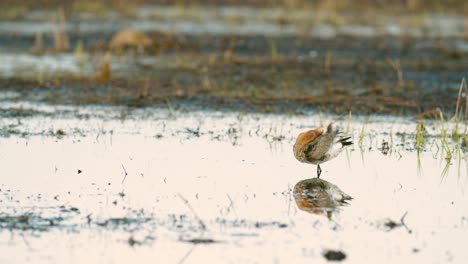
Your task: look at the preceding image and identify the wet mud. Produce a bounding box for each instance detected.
[0,32,466,115]
[0,4,466,115]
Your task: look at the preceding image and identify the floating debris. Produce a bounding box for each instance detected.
[55,129,65,135]
[128,236,137,246]
[182,238,218,244]
[323,250,346,261]
[383,212,412,234]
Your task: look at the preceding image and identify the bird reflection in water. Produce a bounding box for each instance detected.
[293,178,352,219]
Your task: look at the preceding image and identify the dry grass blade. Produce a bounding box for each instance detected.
[269,39,278,60]
[178,194,206,231]
[439,111,452,175]
[386,58,404,89]
[121,164,128,184]
[453,77,465,121]
[452,78,467,140]
[94,53,112,82]
[165,98,176,118]
[416,121,425,151]
[31,32,44,54]
[345,111,352,134]
[324,51,332,74]
[358,118,368,149]
[462,78,468,132]
[52,7,69,52]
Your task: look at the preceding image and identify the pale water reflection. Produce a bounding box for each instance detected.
[293,178,352,219]
[0,106,467,263]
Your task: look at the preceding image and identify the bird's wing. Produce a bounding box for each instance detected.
[295,127,325,149]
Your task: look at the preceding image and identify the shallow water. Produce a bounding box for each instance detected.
[0,104,467,263]
[0,53,89,77]
[0,52,165,78]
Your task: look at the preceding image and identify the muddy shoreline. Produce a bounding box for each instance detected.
[1,32,465,116]
[1,32,466,116]
[0,4,466,117]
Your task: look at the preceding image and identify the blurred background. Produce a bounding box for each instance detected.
[0,0,466,115]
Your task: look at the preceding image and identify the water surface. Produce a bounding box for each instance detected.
[0,105,467,263]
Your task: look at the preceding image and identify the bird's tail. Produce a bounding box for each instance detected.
[338,136,353,146]
[327,121,353,147]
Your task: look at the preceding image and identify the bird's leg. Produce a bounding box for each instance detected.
[317,164,322,178]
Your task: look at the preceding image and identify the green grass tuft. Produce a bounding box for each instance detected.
[439,111,452,161]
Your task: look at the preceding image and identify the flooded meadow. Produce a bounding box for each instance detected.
[1,104,467,263]
[0,1,468,263]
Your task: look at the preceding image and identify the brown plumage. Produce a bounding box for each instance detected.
[293,122,352,178]
[293,178,352,219]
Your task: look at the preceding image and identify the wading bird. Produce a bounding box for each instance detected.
[293,122,352,178]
